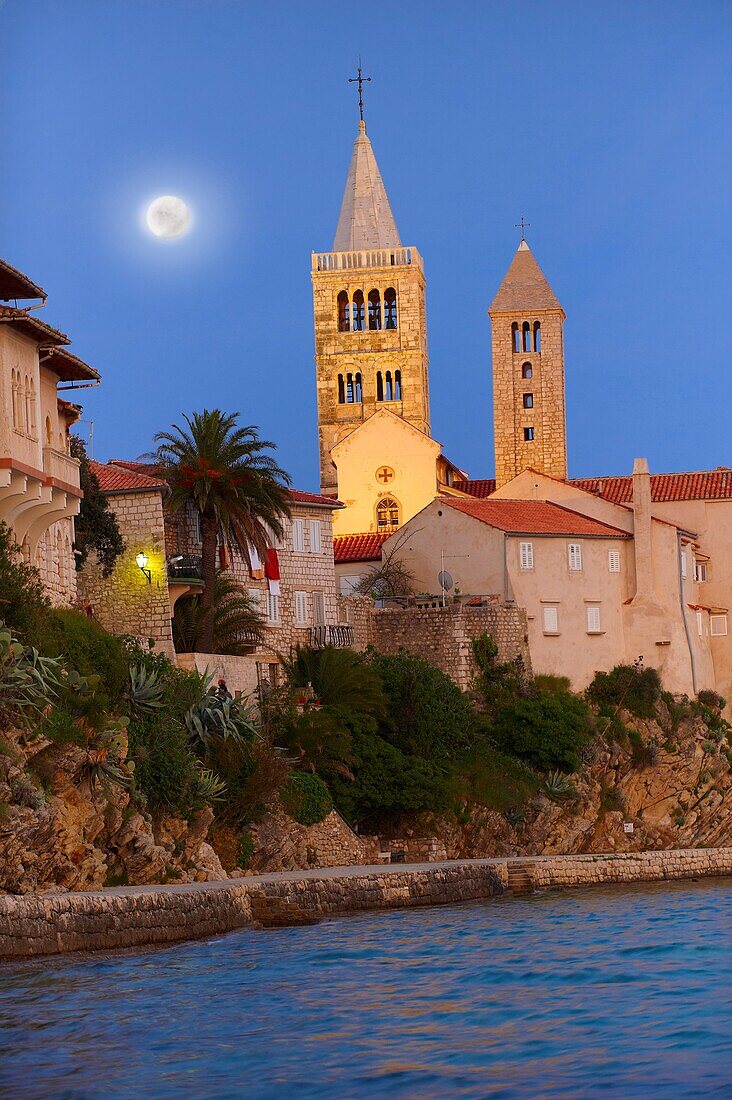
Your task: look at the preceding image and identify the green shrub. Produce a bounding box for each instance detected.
[541,770,576,800]
[281,771,333,826]
[600,784,626,813]
[490,691,592,773]
[237,830,255,869]
[0,523,50,645]
[0,624,64,731]
[38,610,129,705]
[698,689,726,711]
[587,664,661,720]
[457,736,538,812]
[630,736,659,767]
[370,649,475,760]
[534,675,572,697]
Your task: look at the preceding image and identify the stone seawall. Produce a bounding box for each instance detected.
[1,848,730,961]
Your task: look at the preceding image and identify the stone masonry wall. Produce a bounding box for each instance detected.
[77,489,175,658]
[370,603,531,690]
[1,848,730,960]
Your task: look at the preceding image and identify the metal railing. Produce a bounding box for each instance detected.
[312,246,422,273]
[167,555,203,581]
[309,624,354,649]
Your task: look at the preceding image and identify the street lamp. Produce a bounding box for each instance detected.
[135,552,151,584]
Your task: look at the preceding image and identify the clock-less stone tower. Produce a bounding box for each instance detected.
[312,119,431,498]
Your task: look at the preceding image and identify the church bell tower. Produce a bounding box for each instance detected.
[312,108,431,498]
[489,238,567,488]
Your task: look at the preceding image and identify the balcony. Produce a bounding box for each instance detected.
[43,445,80,488]
[309,624,354,649]
[167,555,203,582]
[312,246,422,274]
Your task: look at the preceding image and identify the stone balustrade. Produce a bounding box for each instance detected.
[312,246,422,273]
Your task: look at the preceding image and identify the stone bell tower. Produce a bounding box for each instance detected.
[489,239,567,488]
[311,118,431,498]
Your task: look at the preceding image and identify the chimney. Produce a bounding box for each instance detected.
[632,457,653,598]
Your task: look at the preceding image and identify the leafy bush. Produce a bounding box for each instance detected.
[370,649,475,760]
[70,436,125,576]
[627,730,659,767]
[38,610,129,705]
[491,691,592,773]
[0,624,63,731]
[534,675,572,697]
[587,663,661,719]
[542,771,576,800]
[0,522,50,645]
[281,771,333,826]
[600,784,626,813]
[698,689,726,711]
[237,830,255,868]
[472,633,529,714]
[457,733,538,812]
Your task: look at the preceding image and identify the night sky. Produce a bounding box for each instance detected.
[3,1,731,489]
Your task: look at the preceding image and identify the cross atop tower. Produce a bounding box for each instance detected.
[348,59,371,123]
[514,216,531,241]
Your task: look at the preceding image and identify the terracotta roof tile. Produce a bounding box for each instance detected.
[334,531,391,563]
[489,241,563,313]
[454,478,496,498]
[0,258,45,302]
[91,461,167,493]
[443,496,630,538]
[570,470,732,503]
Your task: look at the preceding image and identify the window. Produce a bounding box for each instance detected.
[294,590,308,624]
[352,290,365,331]
[694,561,708,583]
[339,575,361,596]
[309,520,322,554]
[523,426,535,441]
[267,593,280,623]
[292,519,305,552]
[542,605,559,634]
[522,321,532,352]
[384,287,397,329]
[511,322,520,353]
[586,605,602,633]
[337,290,350,332]
[376,497,400,529]
[385,370,393,401]
[269,663,280,686]
[533,321,541,353]
[247,588,262,613]
[376,371,384,402]
[568,543,582,571]
[523,393,534,409]
[521,362,533,379]
[519,541,534,570]
[345,371,362,403]
[710,614,728,637]
[368,289,381,330]
[608,550,621,573]
[312,590,326,626]
[680,550,687,579]
[697,610,704,637]
[394,369,402,399]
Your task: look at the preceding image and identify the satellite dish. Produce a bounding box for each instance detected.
[438,570,454,591]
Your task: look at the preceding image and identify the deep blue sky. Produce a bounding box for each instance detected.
[3,1,731,489]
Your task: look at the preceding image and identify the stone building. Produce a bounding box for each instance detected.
[0,257,100,605]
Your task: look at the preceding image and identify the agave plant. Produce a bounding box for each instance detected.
[185,678,258,753]
[194,766,227,803]
[76,718,133,793]
[542,770,576,801]
[127,664,165,713]
[0,623,64,730]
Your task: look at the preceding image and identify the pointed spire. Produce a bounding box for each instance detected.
[489,239,563,313]
[333,121,401,251]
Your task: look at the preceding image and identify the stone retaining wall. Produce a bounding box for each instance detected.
[1,848,730,961]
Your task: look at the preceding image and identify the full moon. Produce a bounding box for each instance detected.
[146,195,191,239]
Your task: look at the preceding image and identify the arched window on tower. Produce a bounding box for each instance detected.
[376,497,400,530]
[511,322,520,353]
[394,369,402,399]
[521,362,533,379]
[522,321,532,353]
[533,321,541,353]
[384,287,398,329]
[376,371,384,402]
[368,289,381,330]
[337,291,350,332]
[385,371,393,401]
[346,373,354,402]
[354,372,362,403]
[352,290,365,331]
[338,374,345,404]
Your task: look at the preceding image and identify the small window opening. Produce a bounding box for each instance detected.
[522,321,532,352]
[376,371,384,402]
[337,375,345,404]
[523,393,534,409]
[524,426,535,441]
[368,289,381,330]
[385,370,393,401]
[337,291,350,332]
[354,371,362,402]
[511,322,520,353]
[533,321,541,353]
[352,290,365,331]
[394,369,402,399]
[384,287,397,329]
[376,497,400,529]
[521,362,532,379]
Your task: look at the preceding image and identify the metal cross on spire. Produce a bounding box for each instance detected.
[349,58,372,123]
[514,216,531,241]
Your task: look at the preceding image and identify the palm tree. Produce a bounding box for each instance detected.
[173,570,266,655]
[152,410,291,652]
[285,645,386,720]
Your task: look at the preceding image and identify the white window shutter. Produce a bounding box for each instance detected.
[710,614,728,637]
[312,590,326,625]
[586,605,601,633]
[292,519,305,552]
[608,550,621,573]
[247,587,262,612]
[520,541,533,570]
[295,591,308,624]
[542,606,559,633]
[267,593,280,622]
[697,610,703,637]
[680,550,687,578]
[568,543,582,571]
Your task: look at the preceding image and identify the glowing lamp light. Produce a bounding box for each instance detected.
[135,552,151,584]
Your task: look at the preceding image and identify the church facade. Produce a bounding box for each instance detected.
[319,113,732,705]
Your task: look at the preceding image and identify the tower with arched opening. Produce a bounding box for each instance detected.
[489,239,567,487]
[311,118,431,498]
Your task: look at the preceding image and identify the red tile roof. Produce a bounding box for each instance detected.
[0,258,45,302]
[456,469,732,505]
[334,531,392,563]
[443,497,630,538]
[108,460,340,507]
[90,461,167,493]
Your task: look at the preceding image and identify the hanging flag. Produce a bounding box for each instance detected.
[265,548,280,595]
